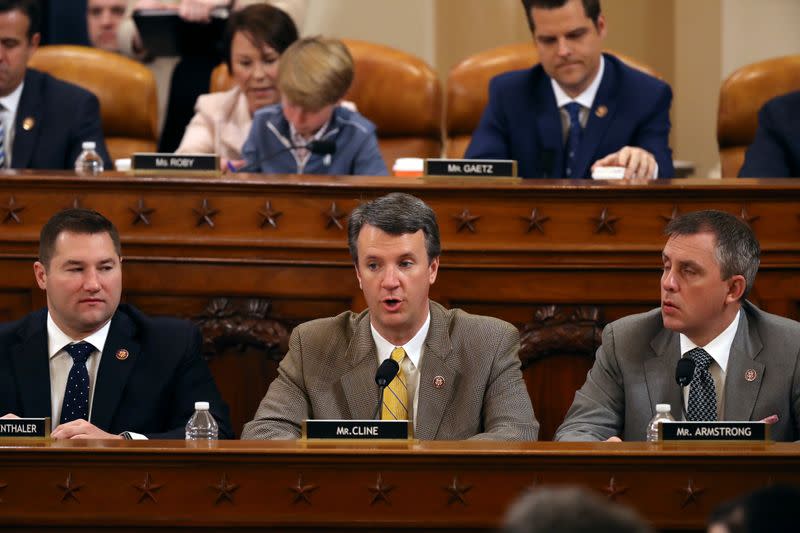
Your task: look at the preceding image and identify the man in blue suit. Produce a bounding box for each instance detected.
[0,0,111,170]
[466,0,673,180]
[738,91,800,178]
[0,208,232,439]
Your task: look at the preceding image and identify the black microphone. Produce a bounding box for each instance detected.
[237,140,337,173]
[675,357,695,388]
[372,358,400,420]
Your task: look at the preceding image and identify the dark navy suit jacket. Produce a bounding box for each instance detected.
[739,91,800,178]
[0,304,232,439]
[465,53,674,179]
[11,69,112,170]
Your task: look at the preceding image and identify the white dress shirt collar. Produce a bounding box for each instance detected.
[47,312,112,359]
[370,309,430,368]
[0,80,24,116]
[552,55,605,110]
[679,309,741,373]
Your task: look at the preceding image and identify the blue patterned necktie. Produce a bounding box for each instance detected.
[686,348,718,421]
[60,341,95,424]
[563,102,583,178]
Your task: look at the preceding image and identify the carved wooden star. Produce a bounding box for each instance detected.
[290,474,318,505]
[210,473,239,505]
[323,202,346,230]
[521,208,550,234]
[739,206,760,226]
[368,473,395,505]
[193,198,220,228]
[602,476,629,501]
[453,208,481,233]
[258,200,283,229]
[130,198,156,226]
[1,196,24,224]
[445,476,472,505]
[57,472,84,503]
[679,478,706,508]
[660,205,680,224]
[0,481,7,503]
[593,207,620,235]
[133,472,164,503]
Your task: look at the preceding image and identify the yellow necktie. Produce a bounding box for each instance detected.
[381,347,408,420]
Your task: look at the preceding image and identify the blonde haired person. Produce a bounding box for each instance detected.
[238,37,387,175]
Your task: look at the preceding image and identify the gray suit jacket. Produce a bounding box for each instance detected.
[555,302,800,442]
[241,301,538,440]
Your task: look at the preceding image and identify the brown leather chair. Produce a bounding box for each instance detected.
[210,39,444,167]
[445,43,659,158]
[29,45,158,162]
[718,55,800,177]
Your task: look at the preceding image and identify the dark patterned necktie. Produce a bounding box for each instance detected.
[563,102,583,178]
[60,341,95,425]
[686,347,717,421]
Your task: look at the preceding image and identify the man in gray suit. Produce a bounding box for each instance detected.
[242,193,538,440]
[556,210,800,442]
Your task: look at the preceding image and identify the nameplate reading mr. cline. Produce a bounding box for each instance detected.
[0,418,51,438]
[302,420,410,440]
[424,159,518,178]
[133,153,219,175]
[659,421,768,442]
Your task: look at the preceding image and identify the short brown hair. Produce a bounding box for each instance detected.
[521,0,601,32]
[277,37,354,111]
[223,4,298,73]
[38,209,121,269]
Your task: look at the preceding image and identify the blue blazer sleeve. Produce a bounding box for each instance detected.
[465,76,512,160]
[633,82,674,178]
[739,92,800,178]
[351,132,389,176]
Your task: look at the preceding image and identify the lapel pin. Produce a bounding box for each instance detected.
[116,348,129,361]
[22,117,35,131]
[744,369,757,382]
[433,375,445,389]
[595,105,608,118]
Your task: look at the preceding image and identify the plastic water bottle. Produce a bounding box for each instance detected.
[185,401,218,440]
[74,141,104,175]
[646,403,675,442]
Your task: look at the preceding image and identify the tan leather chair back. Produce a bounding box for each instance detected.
[29,45,158,162]
[445,42,659,158]
[210,40,444,166]
[718,55,800,177]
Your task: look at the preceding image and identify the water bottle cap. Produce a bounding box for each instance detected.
[194,401,210,410]
[82,141,96,150]
[656,403,671,413]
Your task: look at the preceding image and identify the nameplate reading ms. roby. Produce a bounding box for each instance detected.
[659,421,768,441]
[302,420,411,440]
[133,153,219,175]
[0,418,51,438]
[425,159,518,178]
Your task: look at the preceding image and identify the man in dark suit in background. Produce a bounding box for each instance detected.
[738,91,800,178]
[0,0,111,170]
[466,0,673,180]
[0,208,232,439]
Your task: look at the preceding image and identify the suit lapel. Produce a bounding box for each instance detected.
[11,311,51,418]
[340,315,380,420]
[90,310,140,431]
[723,310,764,421]
[535,77,564,178]
[572,56,617,179]
[415,303,457,440]
[12,70,43,169]
[645,327,684,418]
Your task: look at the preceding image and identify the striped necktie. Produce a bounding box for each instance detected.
[381,347,409,421]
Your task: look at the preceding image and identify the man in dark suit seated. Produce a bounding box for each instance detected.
[0,0,111,170]
[738,91,800,178]
[555,210,800,441]
[242,193,538,440]
[0,208,232,439]
[466,0,673,180]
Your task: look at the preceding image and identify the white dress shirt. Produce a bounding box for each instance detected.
[371,310,431,430]
[47,313,111,425]
[0,81,24,168]
[679,310,741,419]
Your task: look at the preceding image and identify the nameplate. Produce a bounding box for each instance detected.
[424,159,518,178]
[133,153,219,175]
[302,420,411,440]
[659,421,768,441]
[0,418,51,438]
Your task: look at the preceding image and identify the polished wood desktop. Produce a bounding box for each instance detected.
[2,173,800,439]
[0,439,797,531]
